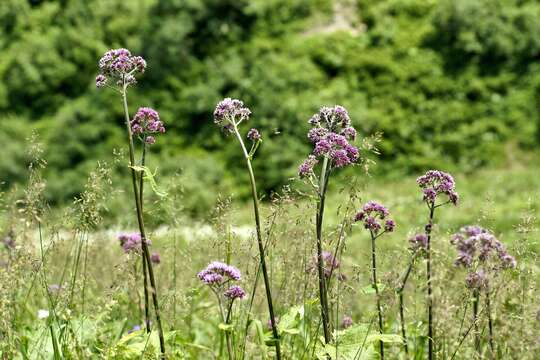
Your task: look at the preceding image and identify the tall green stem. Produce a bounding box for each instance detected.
[370,231,384,360]
[232,125,281,360]
[121,85,166,357]
[397,254,416,355]
[472,289,480,358]
[486,291,495,358]
[316,157,331,344]
[426,204,435,359]
[139,143,150,333]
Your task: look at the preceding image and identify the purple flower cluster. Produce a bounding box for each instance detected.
[451,226,516,269]
[298,106,359,177]
[118,233,152,254]
[451,226,517,289]
[354,201,396,235]
[197,261,246,302]
[223,285,246,300]
[150,252,161,265]
[96,48,146,88]
[130,107,165,144]
[409,233,428,252]
[247,128,261,141]
[213,98,251,132]
[341,315,353,329]
[308,251,345,281]
[198,261,241,285]
[416,170,459,206]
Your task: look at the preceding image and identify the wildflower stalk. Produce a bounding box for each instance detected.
[397,253,417,355]
[472,289,481,357]
[315,157,332,343]
[120,80,165,357]
[231,124,281,360]
[139,143,150,333]
[486,291,495,356]
[369,230,384,360]
[425,203,435,359]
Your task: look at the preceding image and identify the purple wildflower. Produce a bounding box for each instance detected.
[247,128,261,141]
[151,252,161,264]
[341,315,353,329]
[128,325,142,334]
[96,48,146,88]
[409,233,428,252]
[95,74,107,88]
[118,233,144,253]
[298,155,319,178]
[130,107,165,144]
[417,170,459,206]
[466,270,489,290]
[354,201,395,235]
[308,127,329,143]
[341,127,357,140]
[224,285,246,300]
[213,98,251,131]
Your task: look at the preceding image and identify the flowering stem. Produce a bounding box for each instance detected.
[232,125,281,360]
[486,291,495,357]
[397,253,416,355]
[425,204,435,360]
[472,289,481,357]
[316,156,332,344]
[369,230,384,360]
[121,85,166,357]
[139,143,150,333]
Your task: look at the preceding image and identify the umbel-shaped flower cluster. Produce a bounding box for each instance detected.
[198,261,246,301]
[130,107,166,145]
[417,170,459,206]
[96,48,146,88]
[354,201,396,235]
[451,226,516,290]
[298,106,359,177]
[213,98,252,133]
[409,233,428,253]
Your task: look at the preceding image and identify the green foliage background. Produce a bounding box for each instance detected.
[1,0,540,215]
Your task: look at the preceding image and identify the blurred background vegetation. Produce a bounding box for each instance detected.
[1,0,540,217]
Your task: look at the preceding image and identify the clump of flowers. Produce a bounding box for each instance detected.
[354,201,396,235]
[150,252,161,265]
[119,233,144,253]
[213,98,252,133]
[96,48,146,88]
[409,233,428,253]
[416,170,459,206]
[298,106,359,178]
[308,251,345,281]
[341,315,353,329]
[130,107,166,145]
[451,225,516,355]
[353,201,395,360]
[451,226,516,288]
[198,261,246,359]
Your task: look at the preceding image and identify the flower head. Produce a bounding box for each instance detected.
[409,233,428,253]
[354,201,395,235]
[299,105,360,176]
[341,315,353,329]
[213,98,251,131]
[150,252,161,264]
[417,170,458,206]
[96,48,146,88]
[224,285,246,300]
[298,155,319,178]
[118,233,144,253]
[247,128,261,141]
[451,225,516,290]
[466,270,489,290]
[197,261,242,286]
[130,107,165,144]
